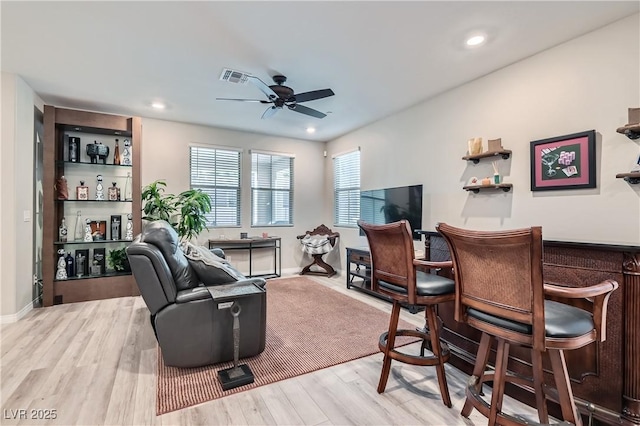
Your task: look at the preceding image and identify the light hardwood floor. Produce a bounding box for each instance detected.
[1,274,542,425]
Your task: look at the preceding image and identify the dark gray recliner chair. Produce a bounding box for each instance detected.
[126,220,267,368]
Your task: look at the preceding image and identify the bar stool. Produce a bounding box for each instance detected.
[358,219,455,407]
[436,222,618,426]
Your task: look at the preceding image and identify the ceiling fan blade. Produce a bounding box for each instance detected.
[292,89,335,103]
[216,98,267,102]
[247,75,279,101]
[261,106,282,119]
[287,104,327,119]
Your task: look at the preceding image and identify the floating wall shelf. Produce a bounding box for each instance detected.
[616,107,640,140]
[463,183,513,193]
[616,172,640,184]
[462,150,512,164]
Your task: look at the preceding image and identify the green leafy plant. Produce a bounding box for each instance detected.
[175,189,212,242]
[141,180,177,224]
[141,180,212,241]
[108,247,131,272]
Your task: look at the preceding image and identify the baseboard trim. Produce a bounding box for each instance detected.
[0,299,38,324]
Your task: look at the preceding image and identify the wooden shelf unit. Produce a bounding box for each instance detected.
[462,149,512,164]
[463,145,513,193]
[616,172,640,184]
[43,106,142,306]
[463,183,513,193]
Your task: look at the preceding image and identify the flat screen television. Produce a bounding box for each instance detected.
[359,184,423,240]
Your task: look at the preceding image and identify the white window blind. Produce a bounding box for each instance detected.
[190,146,241,227]
[251,152,293,226]
[333,149,360,227]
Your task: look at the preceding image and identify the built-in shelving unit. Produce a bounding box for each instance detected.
[43,106,142,306]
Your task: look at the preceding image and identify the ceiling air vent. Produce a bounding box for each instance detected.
[219,68,250,84]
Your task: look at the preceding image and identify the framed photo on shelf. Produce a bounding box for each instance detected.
[530,130,596,191]
[89,220,107,241]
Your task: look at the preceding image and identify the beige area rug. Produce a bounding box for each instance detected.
[156,276,420,415]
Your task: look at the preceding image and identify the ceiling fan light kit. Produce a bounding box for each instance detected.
[218,72,334,120]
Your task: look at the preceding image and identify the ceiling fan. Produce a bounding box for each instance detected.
[217,74,334,119]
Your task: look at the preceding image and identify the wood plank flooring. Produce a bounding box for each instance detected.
[0,274,544,425]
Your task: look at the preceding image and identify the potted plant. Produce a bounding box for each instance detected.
[141,180,212,241]
[141,180,177,224]
[108,247,131,273]
[175,188,212,241]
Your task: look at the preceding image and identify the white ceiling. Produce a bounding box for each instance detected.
[2,1,638,142]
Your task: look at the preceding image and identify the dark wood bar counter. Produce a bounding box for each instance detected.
[417,231,639,426]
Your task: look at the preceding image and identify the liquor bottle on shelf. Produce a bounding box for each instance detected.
[122,139,132,166]
[68,137,80,162]
[91,260,101,276]
[95,175,104,201]
[124,172,132,201]
[76,252,86,278]
[55,249,68,280]
[74,211,84,241]
[125,214,134,240]
[65,252,75,278]
[113,139,121,165]
[108,182,119,201]
[83,219,93,242]
[111,216,121,240]
[58,217,68,242]
[76,180,89,200]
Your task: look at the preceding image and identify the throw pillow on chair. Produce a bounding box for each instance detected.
[180,241,245,286]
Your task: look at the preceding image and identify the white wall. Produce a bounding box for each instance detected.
[140,118,327,275]
[326,14,640,261]
[3,14,638,317]
[1,73,43,320]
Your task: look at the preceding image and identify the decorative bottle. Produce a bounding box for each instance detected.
[76,252,86,278]
[55,249,68,280]
[58,217,68,242]
[111,217,120,240]
[122,139,132,166]
[95,175,104,201]
[124,172,132,201]
[84,219,93,242]
[113,139,121,165]
[125,213,134,240]
[76,180,89,200]
[68,137,80,162]
[74,210,84,241]
[65,252,75,278]
[108,182,119,201]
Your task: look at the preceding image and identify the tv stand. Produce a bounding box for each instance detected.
[345,246,422,314]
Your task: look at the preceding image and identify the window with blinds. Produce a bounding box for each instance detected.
[190,146,241,227]
[333,149,360,227]
[251,152,293,226]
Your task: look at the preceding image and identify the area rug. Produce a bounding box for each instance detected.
[156,276,420,415]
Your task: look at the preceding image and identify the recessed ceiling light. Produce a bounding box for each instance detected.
[465,34,486,47]
[151,102,165,110]
[306,127,316,134]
